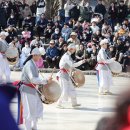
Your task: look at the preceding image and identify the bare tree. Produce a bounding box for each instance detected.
[45,0,60,19]
[59,0,65,9]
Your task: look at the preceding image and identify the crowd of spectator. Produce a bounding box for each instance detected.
[0,0,130,72]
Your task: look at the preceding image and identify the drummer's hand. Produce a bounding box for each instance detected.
[112,57,116,61]
[47,77,53,84]
[41,95,45,101]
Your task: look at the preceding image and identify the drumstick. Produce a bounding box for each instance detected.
[50,67,56,78]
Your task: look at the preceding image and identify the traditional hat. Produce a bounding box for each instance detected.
[31,48,41,55]
[100,39,109,46]
[67,43,76,49]
[49,40,55,44]
[70,32,77,36]
[39,47,46,55]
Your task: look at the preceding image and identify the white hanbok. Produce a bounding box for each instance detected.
[0,38,10,83]
[20,59,48,130]
[96,48,114,93]
[57,52,83,106]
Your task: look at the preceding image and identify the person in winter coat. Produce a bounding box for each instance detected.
[94,0,106,18]
[117,1,128,24]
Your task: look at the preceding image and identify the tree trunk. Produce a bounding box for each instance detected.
[45,0,52,19]
[59,0,65,9]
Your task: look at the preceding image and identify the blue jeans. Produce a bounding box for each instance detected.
[65,17,70,23]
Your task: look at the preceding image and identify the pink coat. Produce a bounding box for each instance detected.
[35,57,44,68]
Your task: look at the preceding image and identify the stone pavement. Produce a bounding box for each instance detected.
[10,72,129,130]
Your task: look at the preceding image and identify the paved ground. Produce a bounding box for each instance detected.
[10,71,129,130]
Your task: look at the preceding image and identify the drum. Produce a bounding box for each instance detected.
[39,80,61,104]
[5,47,19,65]
[71,69,85,88]
[108,61,122,74]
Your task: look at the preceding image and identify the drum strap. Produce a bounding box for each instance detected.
[22,82,36,88]
[60,68,78,87]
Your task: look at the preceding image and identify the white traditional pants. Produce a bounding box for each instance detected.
[20,86,43,130]
[97,69,113,93]
[0,53,11,83]
[57,77,78,106]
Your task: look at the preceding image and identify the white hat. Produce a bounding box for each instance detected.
[31,48,41,55]
[39,47,46,55]
[67,43,76,49]
[50,40,55,44]
[0,31,9,37]
[100,39,109,46]
[70,32,77,36]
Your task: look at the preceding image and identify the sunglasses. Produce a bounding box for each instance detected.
[50,43,55,45]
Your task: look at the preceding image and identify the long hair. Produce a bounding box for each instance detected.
[23,55,33,66]
[23,46,36,66]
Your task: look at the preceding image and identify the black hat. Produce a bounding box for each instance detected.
[47,23,51,26]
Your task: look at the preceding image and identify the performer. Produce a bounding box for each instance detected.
[96,39,116,95]
[20,48,52,130]
[57,43,86,108]
[0,31,11,83]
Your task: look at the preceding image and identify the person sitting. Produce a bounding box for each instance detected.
[22,15,33,37]
[73,21,83,39]
[61,23,71,41]
[51,28,61,42]
[20,42,31,69]
[101,22,112,39]
[7,13,17,27]
[90,21,100,34]
[56,37,68,56]
[122,46,130,72]
[108,45,116,58]
[22,27,31,41]
[36,13,48,37]
[30,35,44,49]
[5,25,17,43]
[67,32,80,51]
[88,44,98,70]
[44,23,53,43]
[75,44,89,70]
[52,21,62,32]
[46,40,60,68]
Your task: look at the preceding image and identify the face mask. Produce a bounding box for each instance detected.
[87,48,92,52]
[11,16,14,18]
[25,45,29,48]
[55,31,59,34]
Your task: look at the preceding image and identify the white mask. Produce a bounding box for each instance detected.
[25,45,29,48]
[55,31,59,34]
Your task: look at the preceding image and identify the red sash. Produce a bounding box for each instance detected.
[60,68,69,73]
[13,81,36,89]
[22,82,36,88]
[95,62,108,69]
